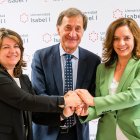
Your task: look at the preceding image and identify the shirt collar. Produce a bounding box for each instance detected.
[59,44,79,59]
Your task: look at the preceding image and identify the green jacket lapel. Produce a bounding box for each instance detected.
[117,58,136,93]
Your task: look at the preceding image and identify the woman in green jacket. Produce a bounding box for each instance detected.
[76,17,140,140]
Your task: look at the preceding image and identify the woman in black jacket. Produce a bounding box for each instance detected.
[0,28,81,140]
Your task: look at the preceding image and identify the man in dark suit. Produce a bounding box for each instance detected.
[31,7,100,140]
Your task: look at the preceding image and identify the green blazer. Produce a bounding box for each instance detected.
[81,58,140,140]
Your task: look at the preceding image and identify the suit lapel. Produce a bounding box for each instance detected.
[103,64,115,96]
[19,76,26,89]
[117,58,136,92]
[76,48,88,88]
[19,75,30,93]
[19,76,31,133]
[52,45,63,96]
[103,59,136,94]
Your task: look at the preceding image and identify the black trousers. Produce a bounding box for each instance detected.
[57,125,77,140]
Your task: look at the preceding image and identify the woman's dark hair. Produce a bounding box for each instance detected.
[0,28,26,77]
[102,18,140,67]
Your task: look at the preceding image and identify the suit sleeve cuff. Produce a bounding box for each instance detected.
[58,96,65,109]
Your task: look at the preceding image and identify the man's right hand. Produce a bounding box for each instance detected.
[64,91,83,107]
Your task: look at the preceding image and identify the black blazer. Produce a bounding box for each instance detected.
[31,44,101,140]
[0,68,64,140]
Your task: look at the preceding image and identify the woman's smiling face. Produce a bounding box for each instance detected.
[0,37,21,70]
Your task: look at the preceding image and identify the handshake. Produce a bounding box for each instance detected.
[63,89,94,118]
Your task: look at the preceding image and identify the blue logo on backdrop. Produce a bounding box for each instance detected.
[84,10,98,21]
[20,13,51,23]
[0,14,6,24]
[21,34,29,44]
[8,0,27,3]
[42,33,60,44]
[125,9,140,19]
[113,8,140,20]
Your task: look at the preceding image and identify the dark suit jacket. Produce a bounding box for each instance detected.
[31,44,101,140]
[0,67,64,140]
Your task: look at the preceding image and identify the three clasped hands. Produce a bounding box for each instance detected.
[63,89,93,118]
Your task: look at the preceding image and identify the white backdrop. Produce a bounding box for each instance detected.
[0,0,140,139]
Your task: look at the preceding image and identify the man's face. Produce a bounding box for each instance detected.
[57,15,84,53]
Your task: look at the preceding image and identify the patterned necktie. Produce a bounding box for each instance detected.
[64,54,75,128]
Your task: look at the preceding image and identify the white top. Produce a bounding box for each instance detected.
[13,78,21,88]
[109,79,128,140]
